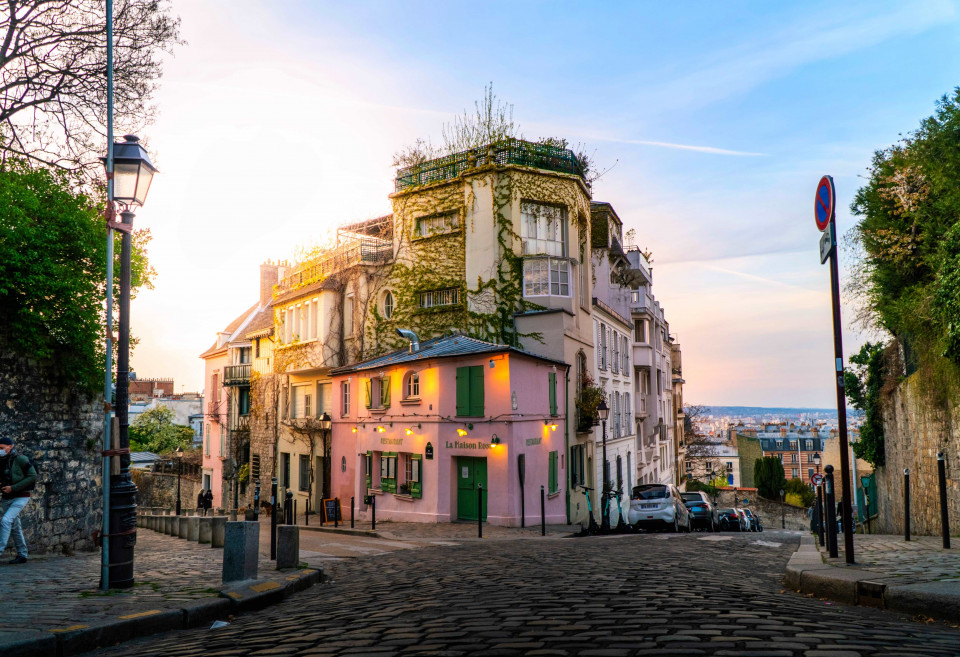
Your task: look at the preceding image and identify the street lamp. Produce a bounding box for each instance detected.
[319,412,332,501]
[174,446,184,515]
[814,451,824,545]
[101,134,158,589]
[813,452,821,473]
[596,400,610,532]
[780,488,786,529]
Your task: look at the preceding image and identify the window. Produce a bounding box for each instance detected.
[634,319,646,343]
[521,202,566,256]
[364,451,373,490]
[570,445,585,488]
[807,453,814,463]
[299,455,310,491]
[402,453,422,498]
[401,371,420,400]
[790,441,798,450]
[238,347,251,364]
[791,468,799,479]
[616,455,623,488]
[806,440,813,450]
[622,336,629,373]
[791,453,798,463]
[344,295,354,336]
[292,385,312,418]
[219,428,224,457]
[611,332,619,374]
[522,258,569,297]
[204,425,210,456]
[600,323,607,370]
[596,321,603,369]
[317,382,332,416]
[380,452,397,492]
[255,338,260,358]
[808,468,814,479]
[309,299,318,340]
[237,387,250,415]
[777,453,783,461]
[705,461,713,471]
[365,376,392,409]
[419,287,460,308]
[776,440,783,448]
[727,462,733,471]
[548,372,558,416]
[383,290,394,319]
[416,212,459,237]
[456,366,484,416]
[623,393,631,435]
[281,452,291,488]
[341,381,350,417]
[612,392,620,438]
[626,452,632,490]
[548,450,559,494]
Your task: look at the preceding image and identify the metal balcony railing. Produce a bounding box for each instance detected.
[206,401,221,422]
[223,364,251,386]
[395,138,586,191]
[229,413,250,433]
[275,237,392,295]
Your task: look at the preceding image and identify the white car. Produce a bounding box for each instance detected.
[628,483,692,532]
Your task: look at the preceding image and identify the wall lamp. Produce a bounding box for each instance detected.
[491,434,501,445]
[544,420,557,431]
[457,428,468,437]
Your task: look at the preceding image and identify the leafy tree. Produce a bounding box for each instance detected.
[784,477,815,507]
[129,405,193,453]
[0,160,154,392]
[0,0,182,177]
[844,342,886,467]
[754,456,786,500]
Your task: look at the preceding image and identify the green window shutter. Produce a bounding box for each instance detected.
[411,454,422,498]
[469,365,484,416]
[364,379,372,408]
[365,451,372,490]
[456,367,469,416]
[548,372,557,416]
[382,452,397,493]
[382,376,391,407]
[548,450,558,494]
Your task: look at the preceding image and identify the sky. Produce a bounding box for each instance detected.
[127,0,960,407]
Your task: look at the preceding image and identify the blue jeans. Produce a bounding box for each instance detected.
[0,497,29,558]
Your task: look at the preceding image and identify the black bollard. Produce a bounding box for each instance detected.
[478,484,483,539]
[305,498,309,526]
[825,465,838,558]
[270,477,278,560]
[285,491,293,525]
[904,468,911,542]
[335,497,340,528]
[371,494,376,531]
[938,452,950,549]
[351,496,355,528]
[294,499,298,526]
[541,484,546,536]
[816,484,825,547]
[254,479,261,521]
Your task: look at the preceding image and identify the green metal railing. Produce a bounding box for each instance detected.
[223,364,251,386]
[395,138,585,191]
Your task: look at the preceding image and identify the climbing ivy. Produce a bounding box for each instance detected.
[844,342,886,467]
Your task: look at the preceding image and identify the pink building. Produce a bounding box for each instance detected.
[330,334,569,526]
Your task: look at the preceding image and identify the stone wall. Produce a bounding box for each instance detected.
[130,470,203,512]
[874,371,960,536]
[0,342,104,555]
[714,489,811,531]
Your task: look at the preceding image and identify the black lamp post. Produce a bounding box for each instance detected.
[597,400,610,531]
[814,452,824,544]
[101,135,157,589]
[319,412,332,500]
[174,446,183,515]
[780,488,785,529]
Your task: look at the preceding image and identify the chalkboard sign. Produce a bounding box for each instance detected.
[321,498,342,525]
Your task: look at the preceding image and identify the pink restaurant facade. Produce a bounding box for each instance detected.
[329,335,569,526]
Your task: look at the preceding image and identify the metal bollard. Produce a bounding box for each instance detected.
[285,491,294,525]
[938,452,950,549]
[334,497,340,528]
[270,477,278,560]
[351,496,355,529]
[477,484,483,538]
[540,484,546,536]
[370,494,376,530]
[294,499,298,526]
[825,465,838,558]
[904,468,911,542]
[816,484,825,546]
[254,479,261,521]
[305,498,309,526]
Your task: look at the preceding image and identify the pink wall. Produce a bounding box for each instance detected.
[330,349,568,525]
[202,352,227,509]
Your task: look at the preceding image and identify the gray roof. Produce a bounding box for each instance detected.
[130,451,160,464]
[331,335,569,374]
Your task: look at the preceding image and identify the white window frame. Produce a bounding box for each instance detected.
[341,381,350,417]
[520,202,566,256]
[418,288,460,309]
[522,257,570,297]
[383,290,394,319]
[405,372,420,399]
[415,212,459,238]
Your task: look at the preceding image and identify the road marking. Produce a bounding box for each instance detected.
[250,581,282,593]
[753,540,782,548]
[226,591,243,599]
[49,625,90,633]
[118,610,163,620]
[698,535,732,541]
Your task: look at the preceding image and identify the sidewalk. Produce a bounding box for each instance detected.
[785,532,960,622]
[1,529,320,657]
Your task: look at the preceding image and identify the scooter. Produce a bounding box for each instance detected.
[577,485,601,536]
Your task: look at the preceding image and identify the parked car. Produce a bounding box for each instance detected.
[681,491,716,531]
[717,507,746,531]
[736,508,753,532]
[629,483,692,533]
[743,508,762,532]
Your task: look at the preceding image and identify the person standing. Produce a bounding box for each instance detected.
[197,489,206,516]
[0,437,37,564]
[203,489,213,515]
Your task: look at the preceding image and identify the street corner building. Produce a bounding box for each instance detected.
[330,334,569,526]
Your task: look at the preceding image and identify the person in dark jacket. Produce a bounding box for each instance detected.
[0,437,37,564]
[203,489,213,514]
[197,490,206,516]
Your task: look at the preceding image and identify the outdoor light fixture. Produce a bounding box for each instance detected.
[457,428,468,437]
[597,398,611,531]
[596,400,609,422]
[491,435,501,445]
[406,428,414,436]
[813,452,821,466]
[102,135,158,208]
[352,427,358,433]
[543,419,558,431]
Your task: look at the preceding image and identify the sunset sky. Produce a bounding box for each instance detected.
[127,0,960,407]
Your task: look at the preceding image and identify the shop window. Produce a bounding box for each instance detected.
[299,454,310,491]
[548,372,558,416]
[456,366,484,416]
[548,450,559,494]
[399,453,422,498]
[380,452,397,493]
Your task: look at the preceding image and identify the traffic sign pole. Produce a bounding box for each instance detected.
[816,175,855,565]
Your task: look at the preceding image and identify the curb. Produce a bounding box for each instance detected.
[298,524,379,538]
[784,535,960,623]
[6,567,322,657]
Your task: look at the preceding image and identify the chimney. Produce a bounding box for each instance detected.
[260,260,281,307]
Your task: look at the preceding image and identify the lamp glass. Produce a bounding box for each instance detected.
[597,400,609,421]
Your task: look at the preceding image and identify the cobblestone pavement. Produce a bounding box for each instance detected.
[824,534,960,583]
[95,529,960,657]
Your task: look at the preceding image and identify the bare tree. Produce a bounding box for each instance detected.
[0,0,182,175]
[682,404,723,484]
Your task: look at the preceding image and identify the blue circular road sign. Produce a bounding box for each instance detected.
[815,175,835,232]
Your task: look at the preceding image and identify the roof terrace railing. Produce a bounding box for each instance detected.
[395,138,585,191]
[275,236,393,295]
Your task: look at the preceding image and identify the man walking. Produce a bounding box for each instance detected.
[0,437,37,564]
[197,489,206,516]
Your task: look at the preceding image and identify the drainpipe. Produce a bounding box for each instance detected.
[565,365,571,524]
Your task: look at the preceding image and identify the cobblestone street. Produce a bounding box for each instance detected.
[95,530,960,657]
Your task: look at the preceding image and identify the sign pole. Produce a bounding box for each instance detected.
[816,175,855,564]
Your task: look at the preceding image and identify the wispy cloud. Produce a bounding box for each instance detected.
[597,136,767,156]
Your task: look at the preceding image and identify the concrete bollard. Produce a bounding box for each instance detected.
[152,515,160,532]
[276,525,300,569]
[198,517,213,544]
[229,509,238,521]
[222,521,259,583]
[211,516,227,548]
[171,516,182,537]
[146,515,154,531]
[186,516,200,542]
[179,516,190,539]
[163,515,173,535]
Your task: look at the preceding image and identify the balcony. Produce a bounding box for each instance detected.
[633,344,654,368]
[206,401,221,423]
[395,138,586,191]
[275,236,392,295]
[629,290,650,313]
[229,413,250,433]
[223,364,251,386]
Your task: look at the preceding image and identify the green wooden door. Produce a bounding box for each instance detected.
[456,456,487,521]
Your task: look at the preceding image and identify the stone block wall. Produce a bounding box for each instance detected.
[130,470,203,511]
[874,373,960,536]
[715,489,811,531]
[0,344,104,555]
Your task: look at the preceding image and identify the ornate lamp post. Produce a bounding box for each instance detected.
[814,452,824,545]
[100,134,158,589]
[319,412,332,501]
[174,446,183,515]
[597,400,610,532]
